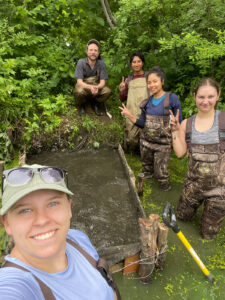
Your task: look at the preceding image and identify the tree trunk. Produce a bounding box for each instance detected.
[100,0,114,29]
[104,0,117,25]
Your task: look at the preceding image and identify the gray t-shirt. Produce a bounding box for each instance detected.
[191,110,220,145]
[74,58,108,80]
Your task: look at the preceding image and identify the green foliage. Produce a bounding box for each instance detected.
[81,115,98,132]
[103,0,225,115]
[0,132,14,162]
[169,152,188,183]
[0,1,75,152]
[0,0,118,159]
[1,0,225,161]
[0,226,8,261]
[80,115,123,145]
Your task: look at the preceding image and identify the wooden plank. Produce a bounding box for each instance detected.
[123,253,140,275]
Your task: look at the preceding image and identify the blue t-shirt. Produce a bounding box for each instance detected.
[152,93,166,106]
[135,92,183,128]
[0,229,114,300]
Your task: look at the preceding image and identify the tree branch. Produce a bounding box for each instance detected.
[100,0,114,29]
[104,0,117,25]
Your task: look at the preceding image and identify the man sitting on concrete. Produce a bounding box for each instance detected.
[74,39,111,116]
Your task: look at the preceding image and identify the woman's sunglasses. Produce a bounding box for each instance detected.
[1,167,68,193]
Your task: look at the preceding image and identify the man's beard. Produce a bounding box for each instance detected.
[88,55,98,61]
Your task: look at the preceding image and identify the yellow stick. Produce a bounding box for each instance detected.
[177,231,214,282]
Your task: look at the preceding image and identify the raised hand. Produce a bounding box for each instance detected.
[169,109,180,132]
[119,103,137,124]
[119,76,126,92]
[119,103,130,117]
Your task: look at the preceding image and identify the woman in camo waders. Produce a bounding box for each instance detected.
[120,66,182,191]
[119,51,149,152]
[170,78,225,239]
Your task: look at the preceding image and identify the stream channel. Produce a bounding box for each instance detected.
[28,148,225,300]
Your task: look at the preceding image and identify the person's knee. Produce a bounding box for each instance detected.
[203,199,225,221]
[154,158,169,180]
[74,83,84,95]
[74,85,89,105]
[103,86,111,96]
[176,197,196,221]
[201,199,225,239]
[96,86,111,102]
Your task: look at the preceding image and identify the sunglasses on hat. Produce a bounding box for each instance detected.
[2,166,68,194]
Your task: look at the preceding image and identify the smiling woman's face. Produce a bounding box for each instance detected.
[147,73,164,97]
[1,189,72,266]
[194,85,220,113]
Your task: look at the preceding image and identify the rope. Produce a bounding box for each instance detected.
[112,245,167,280]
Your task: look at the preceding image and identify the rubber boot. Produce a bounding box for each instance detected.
[79,104,86,116]
[92,102,101,116]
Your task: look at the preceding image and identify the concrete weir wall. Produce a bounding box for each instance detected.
[28,145,145,266]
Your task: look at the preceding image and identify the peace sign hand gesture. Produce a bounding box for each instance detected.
[169,109,180,132]
[119,103,130,117]
[119,77,127,92]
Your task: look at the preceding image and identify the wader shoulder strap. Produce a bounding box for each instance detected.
[144,71,149,79]
[2,239,121,300]
[96,60,100,77]
[126,74,133,87]
[66,238,97,268]
[163,92,171,115]
[83,58,100,78]
[139,98,149,110]
[219,111,225,150]
[144,71,150,97]
[127,72,149,86]
[66,238,121,300]
[140,92,171,113]
[185,116,193,149]
[82,58,87,78]
[2,261,56,300]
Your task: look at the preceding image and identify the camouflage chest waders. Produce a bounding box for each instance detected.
[74,59,111,106]
[140,92,172,191]
[177,112,225,239]
[124,76,149,151]
[74,76,111,105]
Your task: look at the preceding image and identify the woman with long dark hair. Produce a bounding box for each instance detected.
[120,66,182,191]
[119,51,149,151]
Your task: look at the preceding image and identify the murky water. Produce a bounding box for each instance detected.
[28,150,225,299]
[28,148,143,265]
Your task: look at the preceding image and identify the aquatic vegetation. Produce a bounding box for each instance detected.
[123,151,225,299]
[125,153,142,178]
[208,252,225,270]
[169,152,188,183]
[164,283,174,296]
